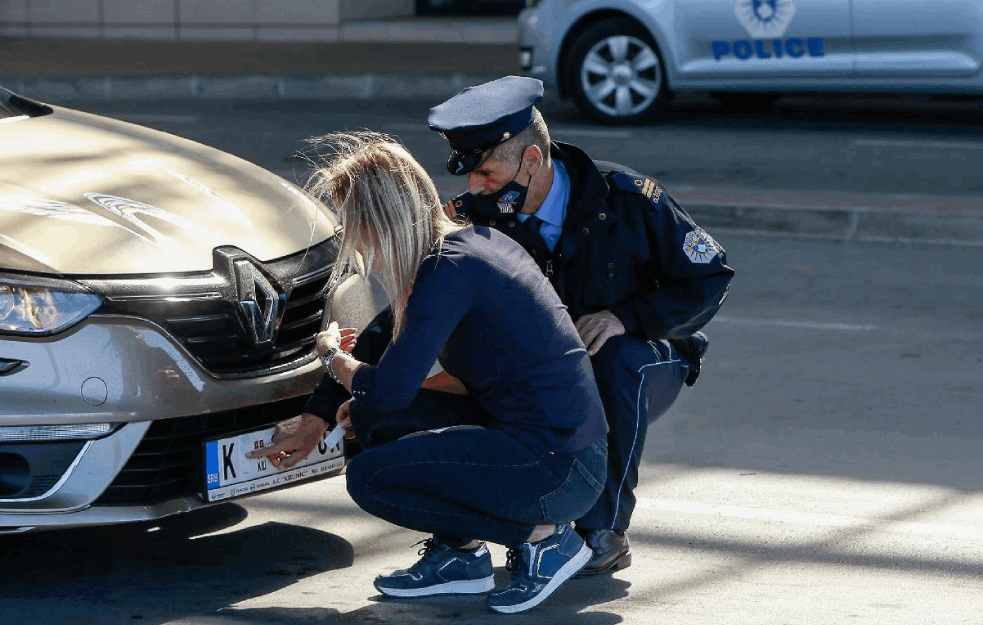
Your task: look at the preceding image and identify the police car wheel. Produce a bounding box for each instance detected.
[567,18,667,124]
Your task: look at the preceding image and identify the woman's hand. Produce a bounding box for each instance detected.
[316,321,358,357]
[244,413,329,470]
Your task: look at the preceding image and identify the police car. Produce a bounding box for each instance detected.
[518,0,983,123]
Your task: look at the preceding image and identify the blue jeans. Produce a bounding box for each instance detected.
[345,398,607,548]
[576,335,689,532]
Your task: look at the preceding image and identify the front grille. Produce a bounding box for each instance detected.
[93,396,311,506]
[85,238,340,378]
[136,270,330,374]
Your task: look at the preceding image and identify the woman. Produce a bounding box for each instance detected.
[248,132,607,615]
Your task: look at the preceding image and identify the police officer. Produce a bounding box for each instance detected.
[428,76,735,576]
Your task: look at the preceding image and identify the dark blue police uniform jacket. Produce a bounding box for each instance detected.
[448,142,735,344]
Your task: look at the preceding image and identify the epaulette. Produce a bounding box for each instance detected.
[445,190,477,218]
[609,171,665,205]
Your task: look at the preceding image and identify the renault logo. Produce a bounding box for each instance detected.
[233,259,286,346]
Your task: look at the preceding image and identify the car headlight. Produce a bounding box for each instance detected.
[0,276,102,336]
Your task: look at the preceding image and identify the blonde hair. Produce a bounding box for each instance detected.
[307,131,461,337]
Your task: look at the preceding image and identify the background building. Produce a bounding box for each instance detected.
[0,0,524,42]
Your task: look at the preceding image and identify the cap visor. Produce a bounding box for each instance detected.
[447,151,484,176]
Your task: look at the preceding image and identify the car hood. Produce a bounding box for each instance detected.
[0,106,337,275]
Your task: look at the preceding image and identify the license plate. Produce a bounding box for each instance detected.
[203,426,344,502]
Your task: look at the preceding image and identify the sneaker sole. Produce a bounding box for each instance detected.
[487,542,592,614]
[375,575,495,598]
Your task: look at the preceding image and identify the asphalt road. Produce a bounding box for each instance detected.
[2,232,981,625]
[4,99,981,624]
[70,94,983,200]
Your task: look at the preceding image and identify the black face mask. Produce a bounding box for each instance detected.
[472,161,532,215]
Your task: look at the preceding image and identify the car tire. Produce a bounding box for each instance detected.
[712,93,780,113]
[566,18,668,124]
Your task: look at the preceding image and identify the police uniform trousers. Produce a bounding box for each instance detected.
[575,335,689,532]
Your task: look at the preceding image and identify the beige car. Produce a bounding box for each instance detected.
[0,86,382,533]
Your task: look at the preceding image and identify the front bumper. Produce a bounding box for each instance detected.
[0,268,385,533]
[0,317,326,531]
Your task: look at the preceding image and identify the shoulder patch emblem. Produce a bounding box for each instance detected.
[496,190,519,214]
[684,229,719,264]
[634,177,663,203]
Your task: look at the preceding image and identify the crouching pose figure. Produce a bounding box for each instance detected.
[249,132,608,614]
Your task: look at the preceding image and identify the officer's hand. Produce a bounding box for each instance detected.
[335,399,357,441]
[575,310,626,356]
[244,413,329,470]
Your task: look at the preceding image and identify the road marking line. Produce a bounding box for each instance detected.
[640,499,983,541]
[708,226,983,248]
[853,139,983,150]
[712,316,878,331]
[116,114,200,124]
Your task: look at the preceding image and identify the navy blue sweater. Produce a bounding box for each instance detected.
[349,225,607,453]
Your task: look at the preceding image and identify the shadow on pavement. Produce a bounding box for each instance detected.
[218,571,628,624]
[627,486,983,604]
[0,504,354,625]
[221,564,630,624]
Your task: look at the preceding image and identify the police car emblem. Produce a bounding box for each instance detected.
[684,229,719,264]
[735,0,796,39]
[496,190,520,214]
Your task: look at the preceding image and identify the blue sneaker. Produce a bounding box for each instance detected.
[486,523,591,614]
[373,537,495,598]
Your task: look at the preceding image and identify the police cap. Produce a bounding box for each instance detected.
[428,76,544,175]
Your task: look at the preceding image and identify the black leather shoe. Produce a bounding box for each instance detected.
[574,529,631,577]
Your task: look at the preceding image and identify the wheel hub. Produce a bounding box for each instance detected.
[612,63,634,86]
